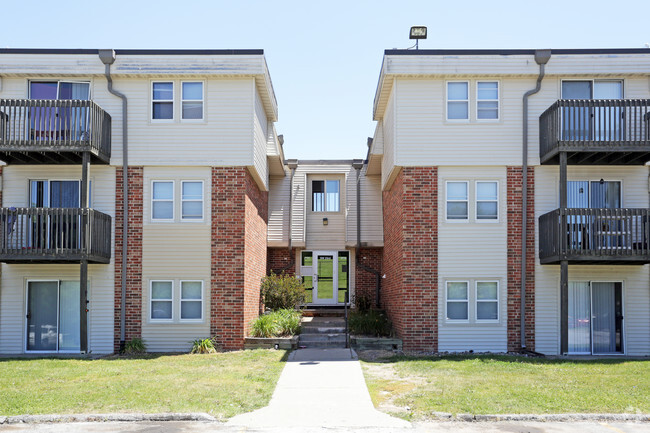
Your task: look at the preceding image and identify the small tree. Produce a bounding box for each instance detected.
[260,272,306,310]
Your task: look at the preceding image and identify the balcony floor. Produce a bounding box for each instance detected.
[0,147,110,165]
[541,146,650,165]
[540,255,650,265]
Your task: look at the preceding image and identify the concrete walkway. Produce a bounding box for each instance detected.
[227,348,410,429]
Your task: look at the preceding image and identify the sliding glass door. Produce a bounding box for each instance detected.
[29,81,90,140]
[568,281,623,354]
[26,281,81,352]
[561,81,623,141]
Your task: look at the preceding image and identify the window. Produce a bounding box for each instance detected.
[152,181,174,220]
[446,282,469,320]
[151,281,173,320]
[447,81,469,120]
[476,281,499,321]
[312,180,340,212]
[446,181,468,220]
[477,81,499,120]
[476,181,498,220]
[181,82,203,120]
[181,181,204,220]
[152,82,174,120]
[180,281,203,320]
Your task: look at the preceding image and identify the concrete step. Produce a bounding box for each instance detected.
[301,326,346,334]
[299,340,347,349]
[301,317,345,327]
[302,308,346,317]
[299,333,346,343]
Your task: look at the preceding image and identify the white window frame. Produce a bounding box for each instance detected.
[180,280,204,322]
[445,181,469,222]
[151,81,174,122]
[311,179,340,213]
[446,81,470,121]
[150,280,174,322]
[151,180,175,222]
[476,81,500,121]
[475,281,499,322]
[180,180,204,222]
[446,281,470,322]
[180,81,205,121]
[475,181,499,223]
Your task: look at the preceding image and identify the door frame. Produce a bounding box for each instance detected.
[567,280,626,355]
[24,279,85,354]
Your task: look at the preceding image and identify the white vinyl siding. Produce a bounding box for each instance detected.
[535,166,650,356]
[253,87,269,190]
[381,91,396,189]
[267,175,291,246]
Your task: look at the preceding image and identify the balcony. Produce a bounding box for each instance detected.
[539,208,650,264]
[0,99,111,164]
[539,99,650,165]
[0,208,111,263]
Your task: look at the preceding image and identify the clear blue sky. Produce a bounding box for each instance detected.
[3,0,649,159]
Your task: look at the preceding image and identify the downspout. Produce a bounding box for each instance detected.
[353,160,382,308]
[282,158,298,272]
[99,49,129,352]
[521,49,551,351]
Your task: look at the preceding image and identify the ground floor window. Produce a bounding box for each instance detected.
[149,279,204,322]
[26,280,81,352]
[568,281,623,354]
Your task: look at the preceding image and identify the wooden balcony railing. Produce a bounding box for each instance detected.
[0,207,111,263]
[539,99,650,164]
[0,99,111,164]
[539,207,650,264]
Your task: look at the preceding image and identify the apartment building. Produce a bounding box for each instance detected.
[369,48,650,356]
[0,48,282,354]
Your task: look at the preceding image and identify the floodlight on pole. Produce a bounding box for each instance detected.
[409,26,427,50]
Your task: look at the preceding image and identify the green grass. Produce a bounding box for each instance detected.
[0,350,288,419]
[361,355,650,419]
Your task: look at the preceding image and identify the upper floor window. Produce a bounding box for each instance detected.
[446,181,468,220]
[312,180,340,212]
[181,82,204,120]
[447,81,469,120]
[477,81,499,120]
[181,181,204,220]
[152,82,174,120]
[152,181,174,220]
[476,181,498,221]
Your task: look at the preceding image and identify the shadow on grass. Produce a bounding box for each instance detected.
[361,353,649,366]
[0,348,292,363]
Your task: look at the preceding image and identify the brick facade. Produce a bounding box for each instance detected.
[354,247,383,308]
[210,167,268,350]
[382,167,438,351]
[114,166,144,352]
[267,247,296,276]
[506,166,535,351]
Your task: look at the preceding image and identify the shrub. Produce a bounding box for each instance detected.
[260,272,306,311]
[348,309,392,337]
[250,309,302,338]
[190,337,218,354]
[355,294,373,313]
[122,338,147,355]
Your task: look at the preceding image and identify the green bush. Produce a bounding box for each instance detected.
[260,272,306,310]
[355,294,373,313]
[250,309,302,338]
[348,309,392,337]
[122,338,147,355]
[190,337,218,354]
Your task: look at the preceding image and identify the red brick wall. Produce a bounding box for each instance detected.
[382,167,438,351]
[114,166,143,352]
[267,248,296,276]
[507,166,535,351]
[210,167,268,350]
[355,247,383,308]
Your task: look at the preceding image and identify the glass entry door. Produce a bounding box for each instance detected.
[26,281,81,352]
[568,281,623,354]
[301,251,349,305]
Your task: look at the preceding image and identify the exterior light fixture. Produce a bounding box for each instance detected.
[409,26,427,49]
[323,217,328,226]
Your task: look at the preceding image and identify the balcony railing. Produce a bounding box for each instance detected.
[0,207,111,263]
[0,99,111,164]
[539,207,650,264]
[539,99,650,164]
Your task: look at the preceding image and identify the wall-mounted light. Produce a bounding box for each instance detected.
[323,217,328,226]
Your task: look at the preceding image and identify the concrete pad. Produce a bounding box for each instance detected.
[227,348,411,428]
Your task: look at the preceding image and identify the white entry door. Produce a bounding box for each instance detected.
[300,251,350,305]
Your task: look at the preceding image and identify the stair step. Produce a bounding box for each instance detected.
[301,326,346,334]
[299,340,347,348]
[302,308,346,317]
[299,334,346,343]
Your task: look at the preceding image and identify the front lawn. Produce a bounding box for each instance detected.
[361,354,650,419]
[0,350,287,419]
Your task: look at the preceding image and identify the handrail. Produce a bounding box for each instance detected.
[0,207,111,260]
[540,99,650,158]
[0,99,111,160]
[539,207,650,261]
